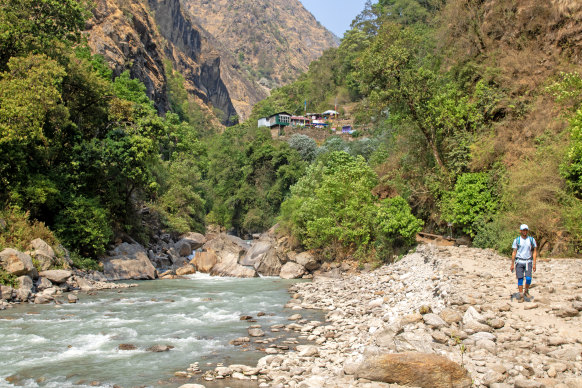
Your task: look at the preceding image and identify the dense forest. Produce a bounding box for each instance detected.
[1,0,581,284]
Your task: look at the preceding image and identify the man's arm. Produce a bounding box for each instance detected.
[511,249,516,272]
[532,245,537,272]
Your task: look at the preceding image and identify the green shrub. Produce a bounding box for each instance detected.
[561,108,582,198]
[279,151,378,256]
[376,196,424,247]
[0,206,58,251]
[0,268,18,288]
[55,196,112,258]
[70,251,100,271]
[473,217,515,255]
[442,172,497,237]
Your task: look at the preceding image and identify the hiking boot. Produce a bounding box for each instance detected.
[517,293,524,303]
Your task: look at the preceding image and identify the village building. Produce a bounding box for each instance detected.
[258,112,292,137]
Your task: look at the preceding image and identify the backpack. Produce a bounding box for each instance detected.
[514,235,535,251]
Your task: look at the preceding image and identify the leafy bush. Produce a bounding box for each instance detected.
[70,251,100,271]
[473,217,516,255]
[288,134,318,162]
[55,196,112,258]
[376,196,424,247]
[280,151,378,256]
[561,108,582,198]
[0,206,58,251]
[0,268,18,288]
[442,172,497,237]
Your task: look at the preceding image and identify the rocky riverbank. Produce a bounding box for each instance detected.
[182,244,582,388]
[0,239,136,309]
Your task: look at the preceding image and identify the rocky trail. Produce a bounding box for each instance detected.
[186,244,582,388]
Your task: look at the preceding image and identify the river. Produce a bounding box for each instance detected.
[0,274,322,388]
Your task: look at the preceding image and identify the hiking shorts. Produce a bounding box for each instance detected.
[515,261,533,279]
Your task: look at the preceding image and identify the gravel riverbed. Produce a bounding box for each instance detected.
[183,243,582,388]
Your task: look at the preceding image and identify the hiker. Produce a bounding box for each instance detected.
[510,224,537,302]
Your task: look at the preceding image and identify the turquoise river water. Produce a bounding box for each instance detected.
[0,274,321,388]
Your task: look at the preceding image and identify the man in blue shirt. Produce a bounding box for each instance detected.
[510,224,537,303]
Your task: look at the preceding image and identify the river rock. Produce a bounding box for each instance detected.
[102,243,156,280]
[248,328,265,337]
[178,384,206,388]
[253,248,283,276]
[240,241,283,276]
[240,241,271,267]
[0,285,13,301]
[180,232,206,250]
[440,308,463,324]
[463,306,492,333]
[68,294,78,303]
[39,270,72,284]
[297,345,319,357]
[34,294,52,304]
[176,265,196,276]
[192,251,217,273]
[146,345,174,352]
[294,252,319,271]
[0,248,34,276]
[174,240,193,257]
[354,352,472,387]
[16,275,33,301]
[118,344,137,350]
[36,277,53,291]
[423,313,447,329]
[29,238,57,270]
[205,234,257,278]
[279,262,306,279]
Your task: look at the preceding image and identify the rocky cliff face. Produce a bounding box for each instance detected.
[182,0,339,104]
[85,0,338,123]
[86,0,236,125]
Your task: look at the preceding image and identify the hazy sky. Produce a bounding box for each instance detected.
[300,0,370,38]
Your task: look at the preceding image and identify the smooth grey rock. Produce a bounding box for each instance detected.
[39,270,72,284]
[294,252,319,271]
[422,313,447,329]
[102,243,156,280]
[204,234,257,278]
[279,262,306,279]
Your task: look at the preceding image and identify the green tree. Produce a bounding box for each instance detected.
[0,0,89,68]
[442,172,497,236]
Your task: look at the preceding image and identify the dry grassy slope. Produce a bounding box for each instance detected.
[438,0,582,251]
[182,0,339,88]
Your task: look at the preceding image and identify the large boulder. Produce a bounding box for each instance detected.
[240,241,282,276]
[279,262,306,279]
[174,240,193,257]
[102,243,157,280]
[294,252,320,271]
[30,238,57,271]
[0,248,34,276]
[204,234,257,278]
[176,264,196,276]
[39,270,72,284]
[179,232,206,250]
[355,352,472,388]
[240,241,271,267]
[15,275,34,301]
[192,251,218,273]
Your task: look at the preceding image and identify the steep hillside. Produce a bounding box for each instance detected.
[85,0,238,125]
[84,0,338,123]
[182,0,339,113]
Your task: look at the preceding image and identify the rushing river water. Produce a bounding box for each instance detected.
[0,274,321,388]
